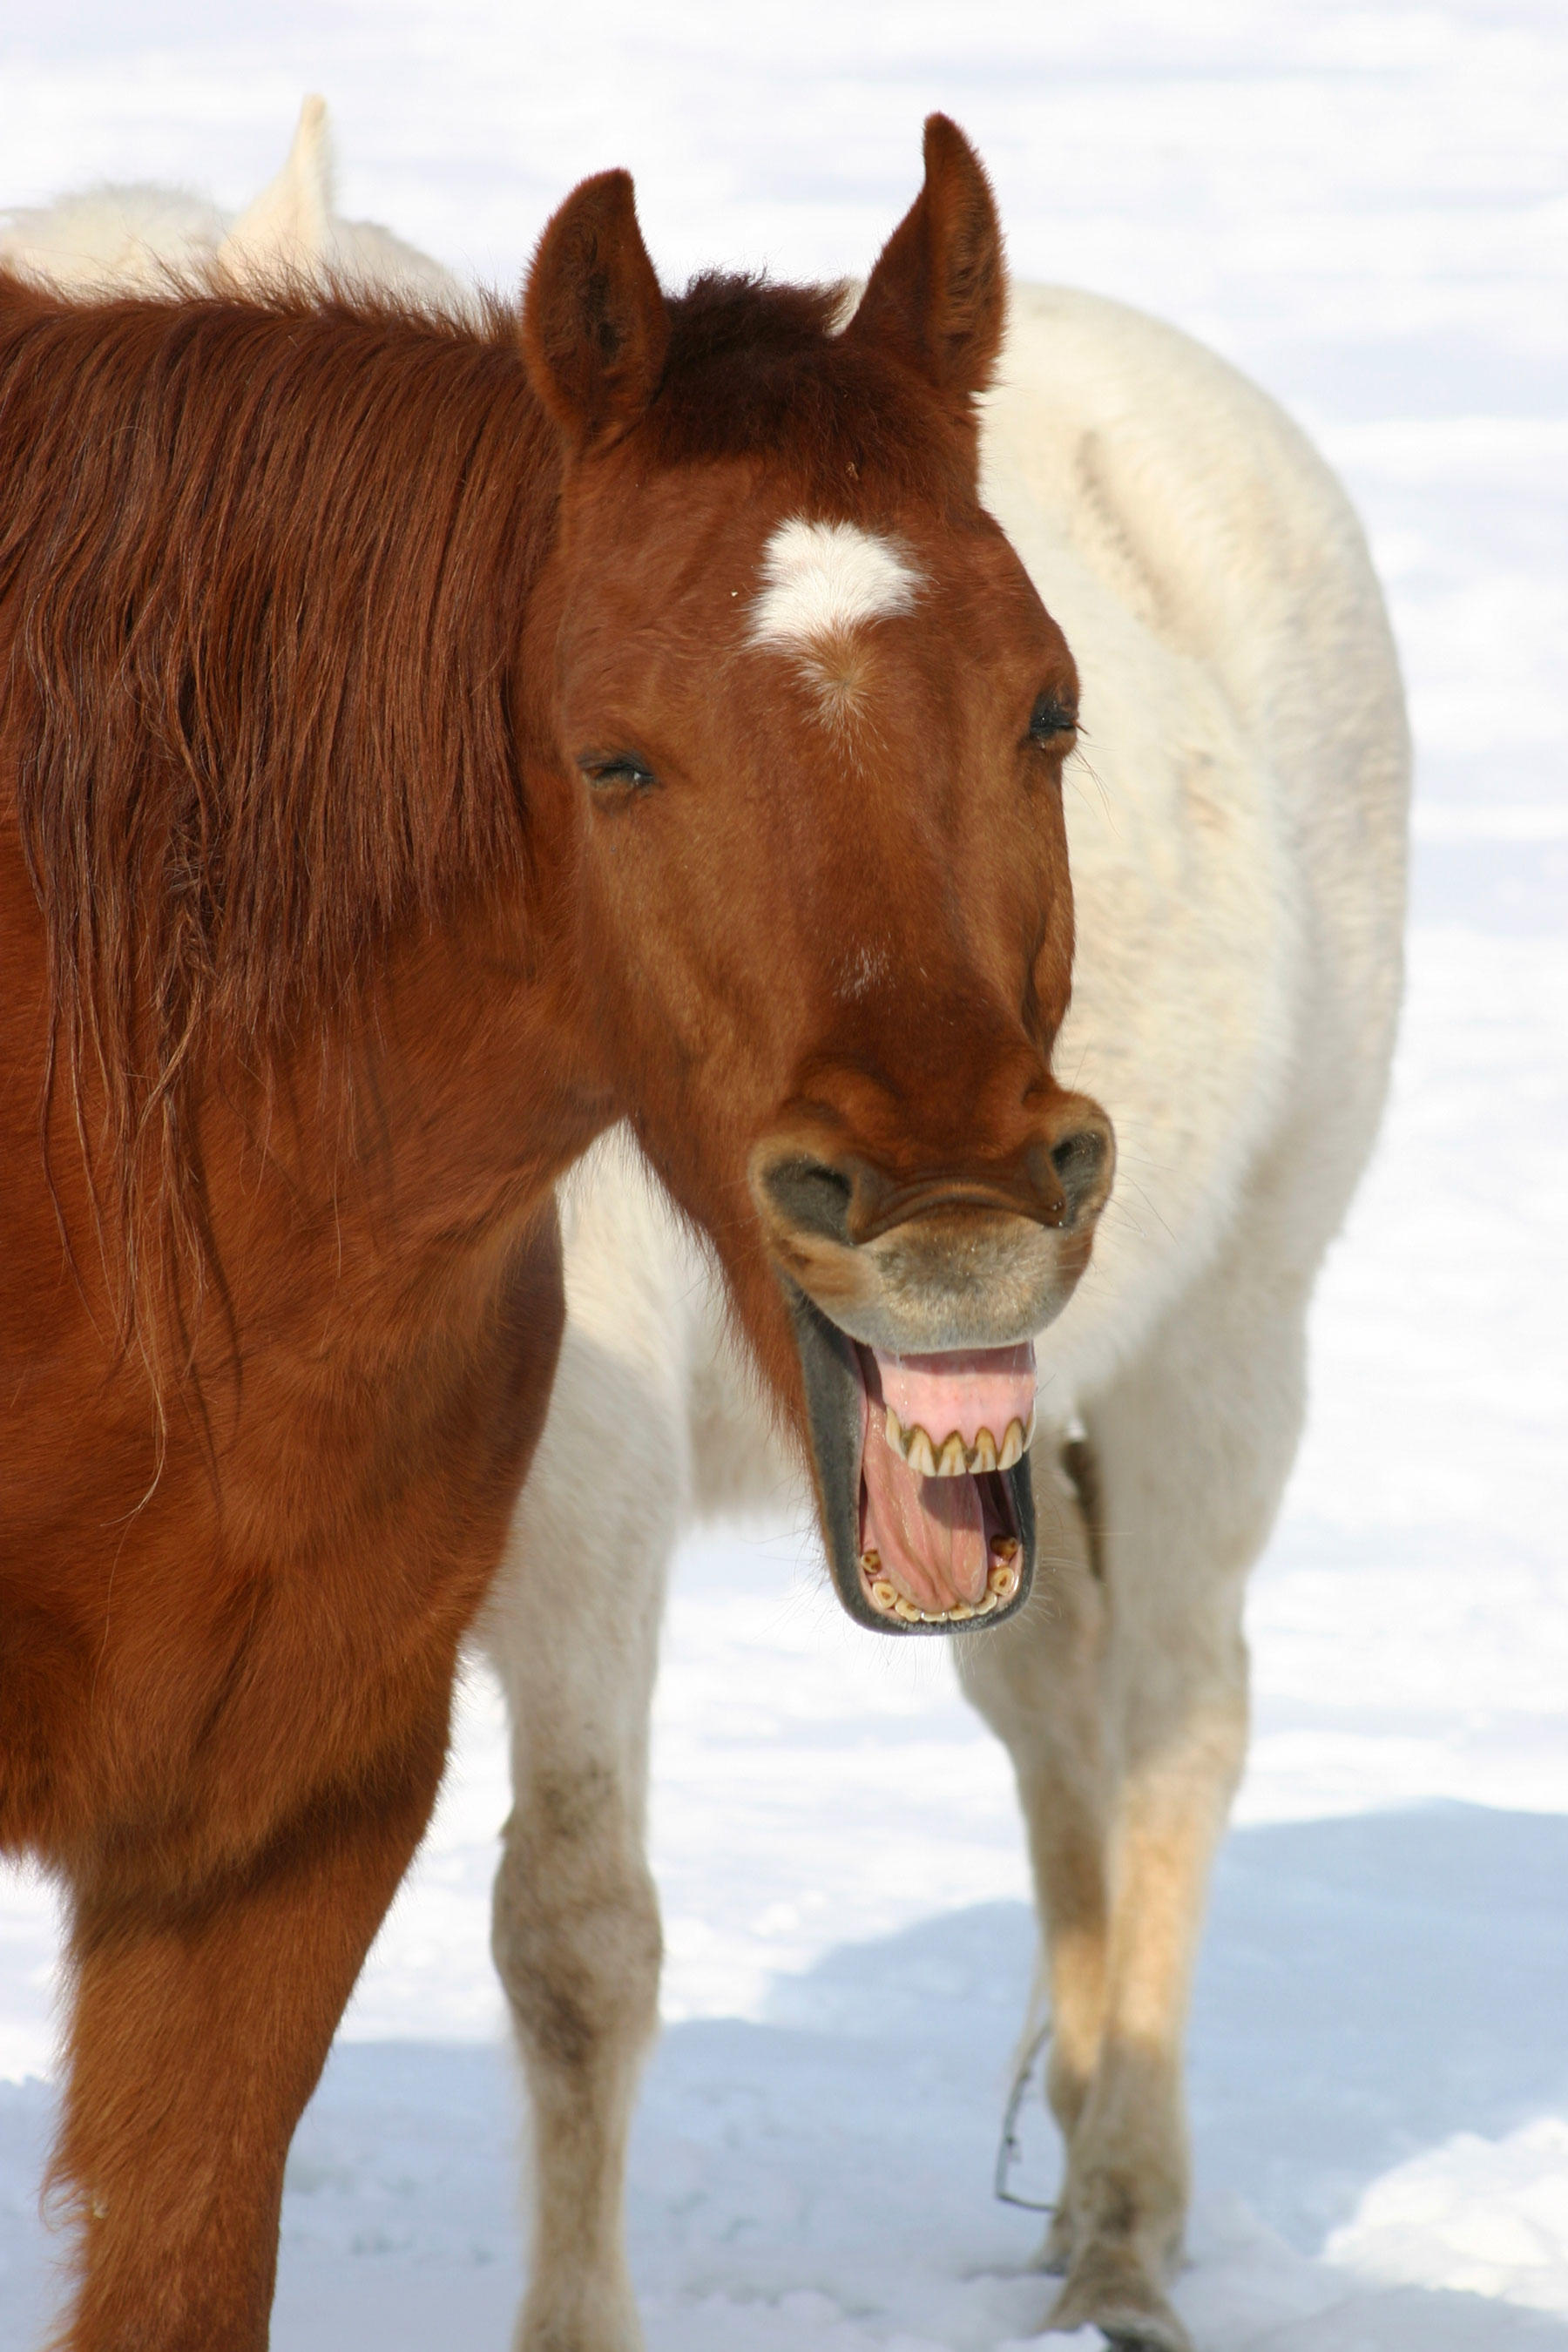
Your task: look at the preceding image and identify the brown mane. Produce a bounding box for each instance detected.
[648,272,983,496]
[0,275,553,1346]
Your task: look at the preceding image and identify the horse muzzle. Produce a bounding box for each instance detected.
[750,1101,1114,1637]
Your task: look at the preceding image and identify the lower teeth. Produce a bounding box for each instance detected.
[860,1548,1022,1624]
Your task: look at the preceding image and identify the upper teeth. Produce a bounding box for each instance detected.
[883,1407,1033,1476]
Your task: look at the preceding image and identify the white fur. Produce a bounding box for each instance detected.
[0,183,226,292]
[217,95,471,314]
[749,517,922,648]
[2,96,470,319]
[21,136,1407,2352]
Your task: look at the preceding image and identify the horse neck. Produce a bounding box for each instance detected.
[328,896,615,1259]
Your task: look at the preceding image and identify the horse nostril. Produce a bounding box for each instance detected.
[1050,1123,1112,1222]
[761,1153,856,1247]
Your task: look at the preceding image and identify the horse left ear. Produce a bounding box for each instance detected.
[522,169,670,451]
[843,114,1005,410]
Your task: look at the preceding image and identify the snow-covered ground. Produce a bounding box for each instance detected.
[2,3,1565,2345]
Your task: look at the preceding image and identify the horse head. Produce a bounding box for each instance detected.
[523,117,1114,1635]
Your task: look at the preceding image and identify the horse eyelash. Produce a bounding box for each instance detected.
[581,754,658,794]
[1028,702,1078,748]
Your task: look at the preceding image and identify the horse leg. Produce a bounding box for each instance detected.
[963,1219,1310,2350]
[1017,1245,1308,2350]
[47,1712,448,2352]
[956,1440,1112,2274]
[486,1557,667,2352]
[482,1323,680,2352]
[1033,1450,1251,2346]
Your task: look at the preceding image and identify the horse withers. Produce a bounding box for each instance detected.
[0,119,1112,2349]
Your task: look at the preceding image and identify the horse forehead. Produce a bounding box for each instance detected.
[747,517,923,650]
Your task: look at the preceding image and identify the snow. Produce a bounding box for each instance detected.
[1328,2119,1568,2321]
[2,2,1565,2345]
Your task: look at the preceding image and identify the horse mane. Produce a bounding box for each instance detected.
[651,271,979,497]
[0,272,554,1360]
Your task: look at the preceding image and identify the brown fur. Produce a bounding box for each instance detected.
[0,116,1108,2348]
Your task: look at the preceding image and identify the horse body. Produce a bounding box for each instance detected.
[2,119,1120,2349]
[483,288,1406,2349]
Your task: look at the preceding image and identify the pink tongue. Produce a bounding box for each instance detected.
[861,1412,986,1612]
[859,1344,1036,1616]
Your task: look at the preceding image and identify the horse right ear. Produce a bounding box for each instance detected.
[842,114,1005,416]
[522,170,669,450]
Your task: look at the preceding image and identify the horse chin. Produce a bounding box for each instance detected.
[784,1284,1037,1638]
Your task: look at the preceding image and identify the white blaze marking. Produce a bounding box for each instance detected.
[749,518,922,650]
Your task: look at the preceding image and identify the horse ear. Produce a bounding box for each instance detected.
[522,170,670,450]
[843,114,1004,408]
[217,94,335,288]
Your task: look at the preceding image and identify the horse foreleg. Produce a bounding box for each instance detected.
[46,1714,448,2352]
[957,1442,1112,2271]
[1050,1632,1246,2351]
[481,1346,678,2352]
[1031,1259,1308,2352]
[1040,1536,1249,2351]
[486,1635,665,2351]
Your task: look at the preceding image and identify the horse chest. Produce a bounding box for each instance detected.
[0,1194,564,1867]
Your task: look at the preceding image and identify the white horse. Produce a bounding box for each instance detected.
[10,106,1408,2352]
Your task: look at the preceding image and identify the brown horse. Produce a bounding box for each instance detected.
[0,118,1112,2348]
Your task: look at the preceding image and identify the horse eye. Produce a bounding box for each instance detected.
[580,754,658,795]
[1028,696,1078,748]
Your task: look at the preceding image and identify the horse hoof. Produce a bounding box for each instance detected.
[1047,2244,1193,2352]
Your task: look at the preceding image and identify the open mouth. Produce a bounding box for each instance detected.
[787,1288,1037,1636]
